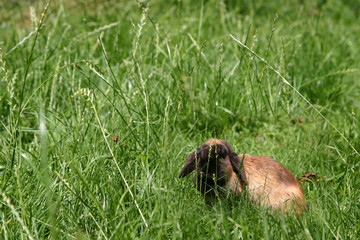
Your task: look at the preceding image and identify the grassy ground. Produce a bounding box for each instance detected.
[1,0,360,239]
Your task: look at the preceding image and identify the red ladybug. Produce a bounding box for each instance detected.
[114,136,118,142]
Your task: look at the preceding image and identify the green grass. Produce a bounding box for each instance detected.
[1,0,360,239]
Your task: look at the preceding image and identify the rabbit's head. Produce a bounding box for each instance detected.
[179,139,247,197]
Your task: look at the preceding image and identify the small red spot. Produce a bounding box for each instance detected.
[114,136,118,142]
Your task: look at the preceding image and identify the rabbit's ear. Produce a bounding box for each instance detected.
[179,151,196,178]
[229,152,248,185]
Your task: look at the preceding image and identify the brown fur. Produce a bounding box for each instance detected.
[179,139,307,214]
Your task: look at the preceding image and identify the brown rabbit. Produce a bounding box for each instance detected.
[179,139,307,214]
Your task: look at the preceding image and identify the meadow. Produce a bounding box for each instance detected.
[0,0,359,239]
